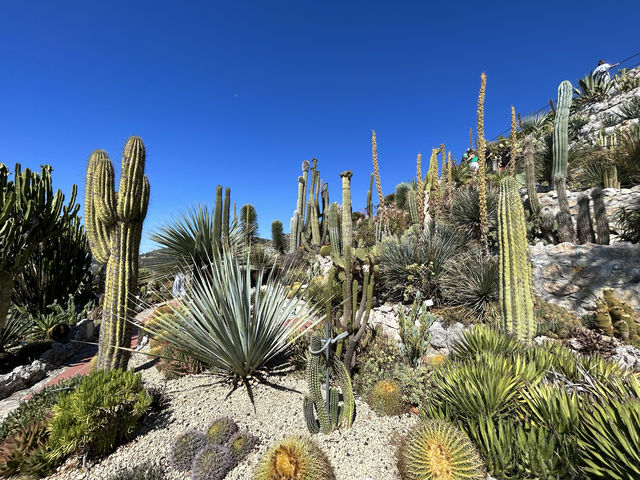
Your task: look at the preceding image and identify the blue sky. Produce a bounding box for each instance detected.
[1,1,639,252]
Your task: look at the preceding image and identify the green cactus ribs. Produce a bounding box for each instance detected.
[85,136,150,371]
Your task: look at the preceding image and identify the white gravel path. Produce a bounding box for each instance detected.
[46,350,418,480]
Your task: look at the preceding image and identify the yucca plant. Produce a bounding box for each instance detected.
[448,185,498,243]
[142,251,321,381]
[448,325,521,363]
[0,309,31,352]
[577,398,640,479]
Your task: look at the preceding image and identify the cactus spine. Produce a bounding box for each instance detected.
[477,72,489,256]
[552,80,572,183]
[372,130,384,204]
[498,176,535,340]
[591,187,610,245]
[554,174,576,243]
[85,136,150,370]
[576,193,595,244]
[523,137,540,216]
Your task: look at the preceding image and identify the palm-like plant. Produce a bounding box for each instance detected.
[142,251,321,381]
[519,111,551,136]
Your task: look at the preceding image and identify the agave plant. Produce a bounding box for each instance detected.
[619,97,640,120]
[573,73,614,110]
[601,112,620,128]
[519,111,551,136]
[142,251,321,380]
[614,68,640,92]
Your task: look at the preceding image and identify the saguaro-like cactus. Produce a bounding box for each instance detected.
[551,80,572,183]
[85,136,150,370]
[603,166,620,189]
[576,193,596,244]
[523,138,540,216]
[591,187,610,245]
[498,177,535,340]
[554,174,576,243]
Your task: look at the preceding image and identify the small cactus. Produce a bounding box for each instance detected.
[227,430,258,463]
[253,436,335,480]
[398,419,485,480]
[191,444,234,480]
[169,430,207,472]
[591,187,610,245]
[367,379,406,416]
[576,193,595,244]
[205,417,238,445]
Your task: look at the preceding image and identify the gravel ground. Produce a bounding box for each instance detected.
[46,349,418,480]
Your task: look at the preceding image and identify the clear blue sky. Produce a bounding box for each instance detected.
[1,1,639,252]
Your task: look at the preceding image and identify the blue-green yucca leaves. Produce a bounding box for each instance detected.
[149,204,245,274]
[142,251,322,380]
[577,398,640,480]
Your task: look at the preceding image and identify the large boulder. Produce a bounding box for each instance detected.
[0,360,49,400]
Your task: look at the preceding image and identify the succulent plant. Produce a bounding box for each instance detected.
[169,430,207,472]
[191,444,234,480]
[227,430,258,463]
[367,379,406,416]
[205,417,238,445]
[253,436,335,480]
[398,419,485,480]
[551,80,572,182]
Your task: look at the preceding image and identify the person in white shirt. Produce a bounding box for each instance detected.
[593,59,620,84]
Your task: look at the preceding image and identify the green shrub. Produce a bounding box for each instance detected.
[48,369,152,460]
[354,335,433,406]
[398,419,485,480]
[0,376,83,442]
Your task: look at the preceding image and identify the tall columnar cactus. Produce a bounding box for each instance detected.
[540,211,557,245]
[407,190,418,224]
[576,193,596,244]
[603,166,620,189]
[372,130,384,204]
[591,187,610,245]
[85,136,150,370]
[240,204,258,244]
[271,220,285,253]
[290,159,329,252]
[509,106,517,175]
[498,177,535,340]
[303,334,354,434]
[554,174,576,243]
[327,202,341,255]
[551,80,573,183]
[446,152,454,206]
[366,173,374,220]
[523,138,540,216]
[477,72,489,256]
[222,187,230,247]
[213,185,223,251]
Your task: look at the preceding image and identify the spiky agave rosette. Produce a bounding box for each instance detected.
[253,436,335,480]
[398,419,484,480]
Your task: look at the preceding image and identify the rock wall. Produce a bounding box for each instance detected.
[530,241,640,317]
[537,185,640,234]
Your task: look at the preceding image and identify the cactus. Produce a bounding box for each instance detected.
[240,204,258,244]
[327,203,341,255]
[554,175,575,243]
[227,430,258,463]
[576,193,595,244]
[169,430,207,472]
[222,187,230,247]
[367,379,406,416]
[603,165,620,189]
[271,220,285,253]
[523,138,540,216]
[253,436,335,480]
[477,72,489,256]
[205,417,238,445]
[498,177,536,340]
[551,80,572,183]
[398,295,435,365]
[509,105,517,175]
[366,172,374,220]
[85,137,150,370]
[395,182,414,209]
[594,289,640,344]
[591,187,610,245]
[540,211,557,244]
[398,419,485,480]
[213,185,222,251]
[446,152,454,206]
[372,130,384,204]
[303,332,354,433]
[191,445,234,480]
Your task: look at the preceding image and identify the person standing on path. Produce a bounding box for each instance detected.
[593,59,619,84]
